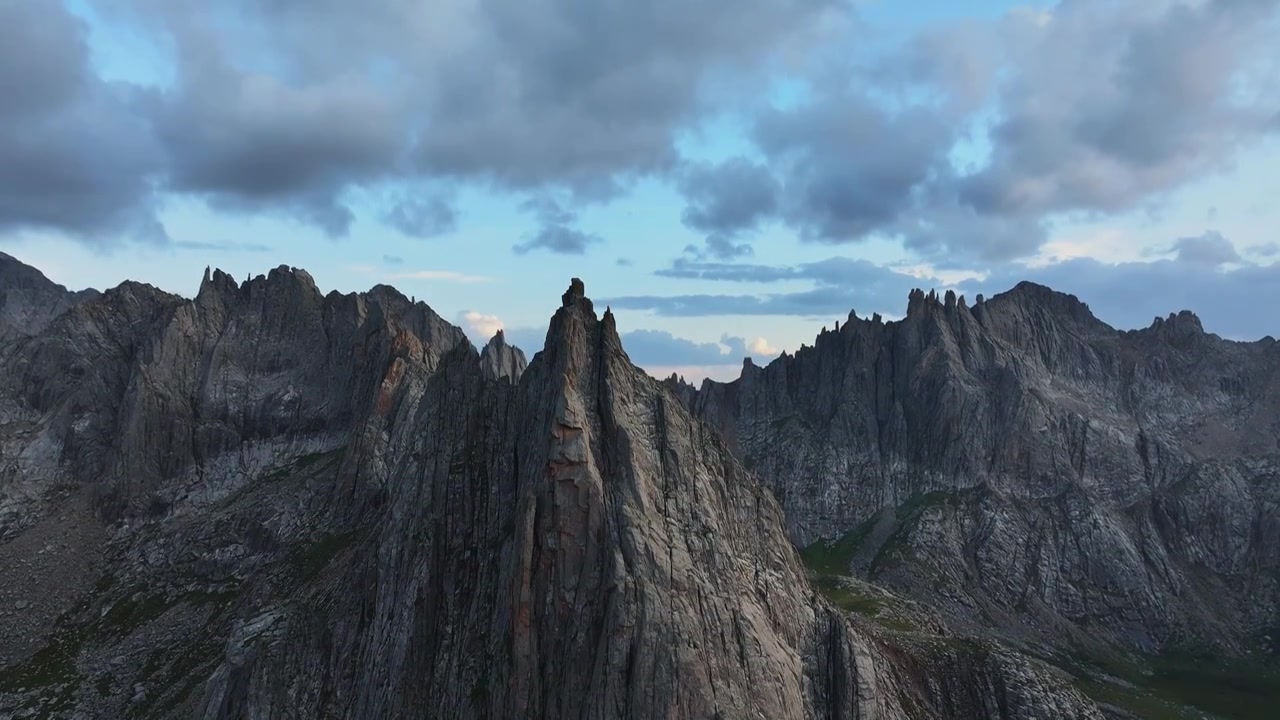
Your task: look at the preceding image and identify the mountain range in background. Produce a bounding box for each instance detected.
[0,250,1276,719]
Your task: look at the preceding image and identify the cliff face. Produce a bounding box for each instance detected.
[0,265,470,534]
[669,283,1280,657]
[0,260,1100,719]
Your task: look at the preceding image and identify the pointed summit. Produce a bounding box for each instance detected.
[480,328,528,383]
[561,277,591,312]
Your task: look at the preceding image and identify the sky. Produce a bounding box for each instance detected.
[1,0,1278,381]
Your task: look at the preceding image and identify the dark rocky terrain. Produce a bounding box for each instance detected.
[668,285,1280,718]
[0,255,1105,718]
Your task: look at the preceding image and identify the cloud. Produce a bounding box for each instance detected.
[514,226,602,255]
[9,0,1280,270]
[1169,231,1241,266]
[617,329,780,367]
[404,0,849,194]
[956,1,1280,218]
[755,93,953,245]
[623,232,1280,341]
[13,0,846,245]
[1247,242,1280,258]
[459,310,504,341]
[383,254,404,265]
[513,197,603,255]
[383,195,458,238]
[606,287,905,318]
[662,0,1280,266]
[609,259,909,319]
[154,67,402,236]
[172,240,271,252]
[678,158,779,257]
[0,0,165,243]
[390,270,494,284]
[142,0,845,196]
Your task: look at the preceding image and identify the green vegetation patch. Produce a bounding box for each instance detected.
[1144,647,1280,720]
[801,518,875,577]
[811,575,884,617]
[1061,642,1280,720]
[1073,677,1202,720]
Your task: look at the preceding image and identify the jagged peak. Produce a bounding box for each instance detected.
[905,286,970,319]
[479,327,528,383]
[197,264,319,302]
[197,267,239,300]
[264,264,318,292]
[1146,309,1205,341]
[542,278,620,358]
[562,277,589,309]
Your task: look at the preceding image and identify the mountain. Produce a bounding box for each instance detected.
[0,259,1099,718]
[0,252,98,344]
[669,283,1280,716]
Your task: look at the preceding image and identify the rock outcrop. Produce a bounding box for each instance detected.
[669,282,1280,662]
[478,329,528,383]
[0,260,1100,719]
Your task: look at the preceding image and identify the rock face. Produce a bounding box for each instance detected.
[478,329,528,383]
[0,252,97,343]
[0,260,1100,719]
[669,283,1280,658]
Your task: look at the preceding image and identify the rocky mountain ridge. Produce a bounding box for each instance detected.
[0,258,1102,718]
[666,281,1280,687]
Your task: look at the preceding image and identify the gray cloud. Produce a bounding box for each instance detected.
[514,226,602,255]
[153,60,403,236]
[0,1,164,242]
[512,197,602,255]
[8,0,1280,266]
[616,330,778,367]
[756,94,953,245]
[621,231,1280,341]
[612,255,928,317]
[15,0,845,243]
[407,0,848,194]
[1169,231,1241,266]
[383,195,458,239]
[1247,242,1280,258]
[667,0,1279,266]
[958,1,1279,218]
[678,158,779,257]
[172,240,271,252]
